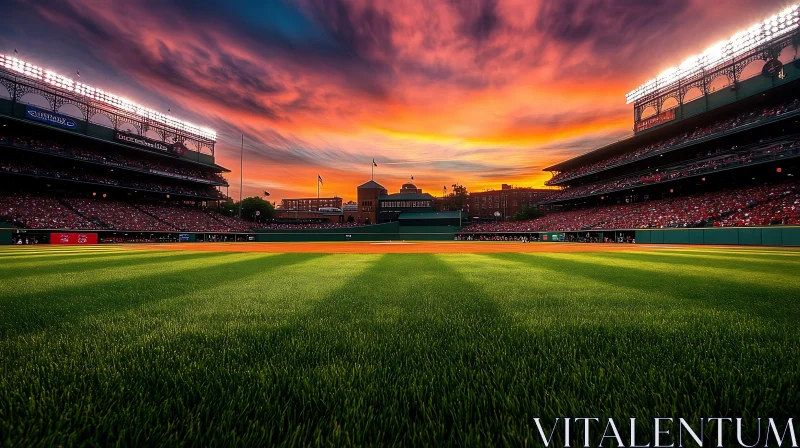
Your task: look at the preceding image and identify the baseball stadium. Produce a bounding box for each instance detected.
[2,3,800,447]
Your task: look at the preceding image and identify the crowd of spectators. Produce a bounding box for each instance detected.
[0,133,227,184]
[136,203,246,232]
[0,158,225,199]
[455,234,532,242]
[211,212,253,232]
[62,197,168,231]
[546,97,800,185]
[541,140,800,203]
[99,236,166,244]
[261,222,365,230]
[0,192,252,232]
[718,185,800,226]
[0,192,94,229]
[460,181,800,233]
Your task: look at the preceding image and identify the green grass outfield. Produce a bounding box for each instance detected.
[1,245,799,446]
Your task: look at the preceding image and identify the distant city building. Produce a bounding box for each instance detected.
[469,185,551,221]
[280,197,342,211]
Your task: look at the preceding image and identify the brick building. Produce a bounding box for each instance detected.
[469,185,552,221]
[280,197,342,211]
[356,180,387,224]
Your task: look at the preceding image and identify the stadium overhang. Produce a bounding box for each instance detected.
[626,4,800,129]
[0,54,217,155]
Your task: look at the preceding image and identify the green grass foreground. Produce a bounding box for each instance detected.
[1,245,799,446]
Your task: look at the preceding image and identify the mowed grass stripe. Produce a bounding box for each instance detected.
[662,247,800,257]
[0,252,282,337]
[448,253,799,423]
[446,253,752,332]
[0,246,127,255]
[1,250,203,277]
[521,252,800,323]
[616,249,800,267]
[0,251,236,300]
[1,247,799,446]
[549,251,799,286]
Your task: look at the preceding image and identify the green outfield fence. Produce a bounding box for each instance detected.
[2,225,799,245]
[255,223,459,242]
[633,226,800,246]
[458,226,800,246]
[0,222,458,244]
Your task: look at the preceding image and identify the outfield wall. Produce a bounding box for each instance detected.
[458,226,800,246]
[255,223,458,242]
[0,227,11,245]
[0,222,459,244]
[3,226,799,245]
[634,227,800,246]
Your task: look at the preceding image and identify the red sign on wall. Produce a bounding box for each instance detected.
[635,108,676,133]
[50,233,98,245]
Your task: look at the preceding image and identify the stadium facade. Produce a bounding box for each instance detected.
[0,54,256,244]
[458,4,800,246]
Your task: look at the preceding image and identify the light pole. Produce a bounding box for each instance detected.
[238,135,243,218]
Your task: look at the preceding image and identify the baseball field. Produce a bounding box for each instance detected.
[1,242,799,446]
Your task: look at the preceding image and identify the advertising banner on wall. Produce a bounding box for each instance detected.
[114,132,170,151]
[50,233,98,245]
[24,105,78,130]
[635,108,676,133]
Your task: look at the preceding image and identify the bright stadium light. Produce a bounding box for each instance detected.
[0,53,217,140]
[626,3,800,104]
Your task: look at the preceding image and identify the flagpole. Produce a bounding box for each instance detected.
[239,134,243,218]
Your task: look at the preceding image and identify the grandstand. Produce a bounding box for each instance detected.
[459,4,800,246]
[0,54,255,244]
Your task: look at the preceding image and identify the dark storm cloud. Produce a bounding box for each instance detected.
[449,0,503,41]
[308,0,396,60]
[535,0,691,50]
[16,0,330,120]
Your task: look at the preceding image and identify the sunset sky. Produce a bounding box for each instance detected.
[2,0,792,202]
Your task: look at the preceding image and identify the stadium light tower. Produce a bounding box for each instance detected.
[625,3,800,104]
[0,54,217,140]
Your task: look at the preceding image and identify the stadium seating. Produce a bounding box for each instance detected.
[0,132,226,184]
[540,140,800,203]
[62,197,171,232]
[0,192,94,230]
[208,211,253,232]
[0,158,225,199]
[0,192,254,232]
[546,97,800,185]
[137,203,242,232]
[460,181,800,233]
